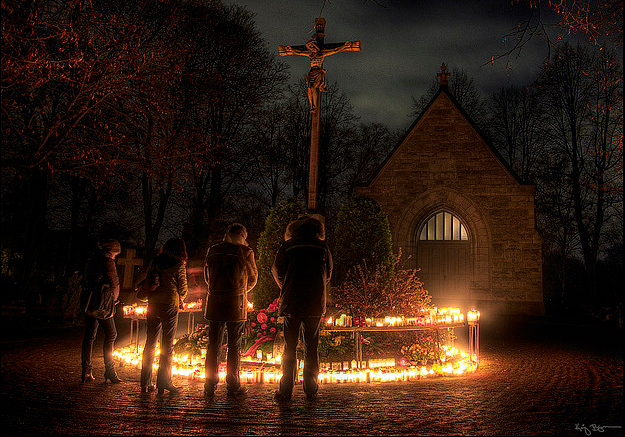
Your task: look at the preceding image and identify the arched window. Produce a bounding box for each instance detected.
[418,211,468,241]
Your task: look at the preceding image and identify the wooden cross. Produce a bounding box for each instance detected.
[437,62,451,86]
[279,17,360,212]
[116,248,143,289]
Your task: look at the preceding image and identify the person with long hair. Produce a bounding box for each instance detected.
[140,237,188,394]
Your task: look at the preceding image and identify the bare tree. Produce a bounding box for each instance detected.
[536,43,623,299]
[489,86,548,182]
[318,82,359,215]
[342,123,396,198]
[245,102,294,209]
[283,82,314,201]
[1,0,183,300]
[492,0,622,65]
[177,3,289,255]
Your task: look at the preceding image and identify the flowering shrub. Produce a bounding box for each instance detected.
[332,253,432,318]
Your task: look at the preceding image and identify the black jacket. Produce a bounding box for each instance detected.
[81,252,120,310]
[146,253,188,307]
[271,217,333,317]
[204,239,257,322]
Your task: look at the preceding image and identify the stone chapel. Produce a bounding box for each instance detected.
[356,66,544,316]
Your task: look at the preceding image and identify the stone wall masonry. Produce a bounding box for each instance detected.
[358,90,543,315]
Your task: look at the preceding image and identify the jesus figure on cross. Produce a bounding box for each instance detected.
[278,18,360,211]
[279,19,360,112]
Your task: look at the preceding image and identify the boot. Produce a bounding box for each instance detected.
[81,369,95,383]
[104,366,123,383]
[203,383,216,397]
[157,385,179,395]
[141,385,155,394]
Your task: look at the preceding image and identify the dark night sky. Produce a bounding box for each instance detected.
[229,0,563,130]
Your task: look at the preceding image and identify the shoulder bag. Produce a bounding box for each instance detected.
[84,278,115,319]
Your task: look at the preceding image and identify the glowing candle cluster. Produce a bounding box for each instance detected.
[123,300,203,318]
[325,307,467,328]
[113,339,477,384]
[122,305,147,318]
[180,300,202,311]
[114,306,480,384]
[467,309,480,323]
[435,307,465,324]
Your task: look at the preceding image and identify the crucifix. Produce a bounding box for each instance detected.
[279,18,360,212]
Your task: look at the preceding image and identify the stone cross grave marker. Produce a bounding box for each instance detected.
[116,248,143,289]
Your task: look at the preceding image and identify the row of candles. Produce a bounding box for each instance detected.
[123,303,481,327]
[112,344,477,384]
[122,300,203,317]
[326,308,480,327]
[123,299,256,318]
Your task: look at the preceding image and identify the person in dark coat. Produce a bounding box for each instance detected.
[140,237,188,394]
[271,215,333,401]
[80,239,122,383]
[203,223,258,397]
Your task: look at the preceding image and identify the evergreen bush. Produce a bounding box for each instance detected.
[332,196,394,286]
[251,198,305,310]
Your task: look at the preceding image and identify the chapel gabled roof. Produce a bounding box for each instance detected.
[359,75,530,188]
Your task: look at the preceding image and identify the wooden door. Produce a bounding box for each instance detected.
[417,241,470,300]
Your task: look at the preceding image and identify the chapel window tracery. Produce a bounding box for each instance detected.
[418,211,468,241]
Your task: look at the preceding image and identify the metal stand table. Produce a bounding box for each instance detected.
[323,321,479,369]
[123,308,204,350]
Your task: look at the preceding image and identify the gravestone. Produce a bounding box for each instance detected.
[116,248,143,290]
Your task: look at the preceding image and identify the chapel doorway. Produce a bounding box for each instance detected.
[416,210,471,304]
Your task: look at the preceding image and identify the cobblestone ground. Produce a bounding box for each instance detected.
[1,311,622,436]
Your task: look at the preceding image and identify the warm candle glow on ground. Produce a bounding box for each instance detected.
[117,307,480,384]
[113,342,477,384]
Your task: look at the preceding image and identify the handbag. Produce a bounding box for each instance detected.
[84,281,115,319]
[136,271,160,302]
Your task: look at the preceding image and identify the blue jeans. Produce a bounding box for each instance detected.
[279,316,321,396]
[205,320,246,390]
[141,303,179,388]
[82,315,117,372]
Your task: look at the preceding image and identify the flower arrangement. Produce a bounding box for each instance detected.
[400,330,456,364]
[173,324,209,357]
[243,297,281,358]
[172,296,460,367]
[401,342,434,364]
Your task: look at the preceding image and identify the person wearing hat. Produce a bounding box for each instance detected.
[80,238,122,383]
[203,223,258,397]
